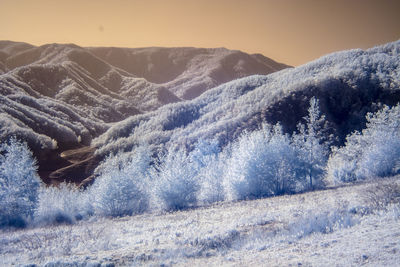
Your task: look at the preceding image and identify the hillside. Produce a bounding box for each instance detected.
[0,40,399,266]
[1,40,399,186]
[94,40,400,158]
[1,177,399,266]
[88,46,290,99]
[0,41,288,184]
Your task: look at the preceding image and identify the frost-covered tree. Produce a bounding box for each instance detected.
[225,124,305,201]
[293,97,333,189]
[0,137,41,228]
[90,146,152,217]
[327,104,400,184]
[190,139,225,205]
[150,147,199,211]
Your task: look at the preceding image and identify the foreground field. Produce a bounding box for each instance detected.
[1,176,399,266]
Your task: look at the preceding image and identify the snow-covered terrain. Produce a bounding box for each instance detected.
[2,40,399,186]
[93,40,400,158]
[1,177,399,266]
[1,40,399,266]
[0,41,287,184]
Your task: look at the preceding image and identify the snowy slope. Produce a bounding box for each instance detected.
[1,40,399,185]
[0,41,287,184]
[1,40,400,266]
[1,176,399,266]
[0,41,287,147]
[93,40,400,157]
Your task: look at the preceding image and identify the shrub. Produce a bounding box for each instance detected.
[34,183,91,225]
[224,125,306,201]
[90,146,151,217]
[288,207,357,239]
[327,104,400,184]
[0,137,40,228]
[191,139,225,205]
[150,147,199,211]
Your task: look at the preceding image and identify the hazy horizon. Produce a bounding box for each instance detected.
[1,0,400,66]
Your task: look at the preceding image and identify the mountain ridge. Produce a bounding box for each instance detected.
[0,40,289,185]
[93,40,400,159]
[1,40,399,186]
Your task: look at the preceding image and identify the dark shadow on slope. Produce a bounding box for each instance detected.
[67,49,111,79]
[240,78,400,145]
[15,65,69,97]
[163,105,202,131]
[157,87,181,105]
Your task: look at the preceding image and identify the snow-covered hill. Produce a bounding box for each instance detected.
[94,40,400,158]
[1,40,399,186]
[0,40,399,266]
[0,41,287,184]
[1,177,399,266]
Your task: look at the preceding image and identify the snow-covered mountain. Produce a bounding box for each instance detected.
[1,40,399,186]
[1,40,400,266]
[94,40,400,157]
[0,41,288,183]
[0,41,287,141]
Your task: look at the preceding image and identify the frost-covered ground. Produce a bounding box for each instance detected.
[1,40,399,266]
[1,63,399,267]
[1,177,399,266]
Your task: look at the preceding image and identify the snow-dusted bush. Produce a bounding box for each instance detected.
[327,104,400,184]
[34,183,91,225]
[150,147,200,211]
[191,139,225,205]
[224,124,305,201]
[89,146,152,217]
[288,207,357,239]
[0,137,41,228]
[223,98,333,201]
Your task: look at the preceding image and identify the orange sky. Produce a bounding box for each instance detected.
[1,0,399,66]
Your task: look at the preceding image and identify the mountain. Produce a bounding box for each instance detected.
[1,40,399,186]
[47,40,399,186]
[88,46,290,99]
[94,40,400,159]
[1,40,399,266]
[0,41,288,184]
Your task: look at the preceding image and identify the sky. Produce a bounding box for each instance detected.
[1,0,399,66]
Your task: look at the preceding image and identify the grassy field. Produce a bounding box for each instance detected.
[1,176,399,266]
